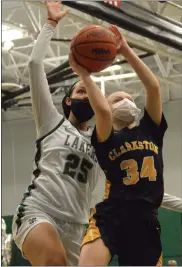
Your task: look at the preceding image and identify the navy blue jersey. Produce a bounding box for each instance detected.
[91,109,168,209]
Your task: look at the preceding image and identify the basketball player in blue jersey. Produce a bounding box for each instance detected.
[12,2,104,266]
[69,26,168,266]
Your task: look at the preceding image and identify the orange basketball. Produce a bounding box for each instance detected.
[70,25,117,72]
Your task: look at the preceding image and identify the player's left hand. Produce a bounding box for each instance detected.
[69,52,91,78]
[45,1,70,22]
[109,25,129,55]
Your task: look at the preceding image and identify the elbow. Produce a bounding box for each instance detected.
[152,77,160,90]
[28,58,41,69]
[146,80,161,95]
[154,79,160,91]
[154,84,161,97]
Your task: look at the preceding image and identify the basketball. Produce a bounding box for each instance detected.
[70,25,118,72]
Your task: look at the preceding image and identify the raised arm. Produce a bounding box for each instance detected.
[110,26,162,126]
[28,2,69,137]
[69,53,112,143]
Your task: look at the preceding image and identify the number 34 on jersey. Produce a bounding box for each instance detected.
[121,156,157,185]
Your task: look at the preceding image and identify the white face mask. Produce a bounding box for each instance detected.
[112,98,141,128]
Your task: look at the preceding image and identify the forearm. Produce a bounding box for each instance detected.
[120,44,162,124]
[81,75,111,115]
[81,75,112,142]
[29,21,56,63]
[162,193,182,213]
[121,45,160,92]
[29,21,60,134]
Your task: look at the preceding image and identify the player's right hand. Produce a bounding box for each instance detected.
[109,25,128,55]
[69,52,91,78]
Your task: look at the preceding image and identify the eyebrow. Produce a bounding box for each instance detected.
[76,87,86,91]
[113,97,123,102]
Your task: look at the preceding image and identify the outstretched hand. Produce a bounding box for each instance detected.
[45,1,70,22]
[108,25,128,55]
[69,52,91,78]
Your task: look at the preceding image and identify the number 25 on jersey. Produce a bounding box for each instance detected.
[63,154,93,184]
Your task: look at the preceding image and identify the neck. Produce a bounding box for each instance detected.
[68,113,88,131]
[112,118,129,131]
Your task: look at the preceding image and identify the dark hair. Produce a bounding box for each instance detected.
[62,80,80,118]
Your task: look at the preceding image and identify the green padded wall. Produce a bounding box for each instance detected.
[2,207,182,266]
[2,216,30,266]
[3,215,13,235]
[158,208,182,266]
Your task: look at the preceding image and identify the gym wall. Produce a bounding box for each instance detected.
[2,209,182,266]
[2,100,182,216]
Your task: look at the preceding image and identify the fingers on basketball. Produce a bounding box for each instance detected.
[109,25,120,38]
[109,25,122,49]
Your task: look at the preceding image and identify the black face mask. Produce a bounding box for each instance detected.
[70,98,94,123]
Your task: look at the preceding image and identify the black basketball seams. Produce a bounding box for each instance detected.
[70,40,116,49]
[74,45,116,62]
[73,26,99,46]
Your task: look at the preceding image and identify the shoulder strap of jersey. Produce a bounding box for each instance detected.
[36,117,65,145]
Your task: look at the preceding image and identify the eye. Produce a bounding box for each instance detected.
[113,97,122,104]
[78,89,85,94]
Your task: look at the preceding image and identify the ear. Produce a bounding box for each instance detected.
[65,96,71,106]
